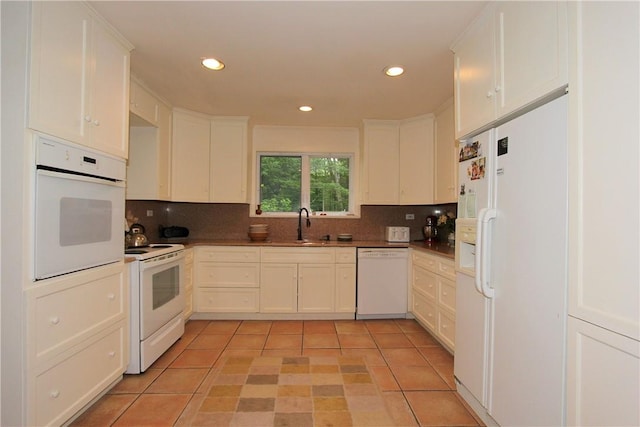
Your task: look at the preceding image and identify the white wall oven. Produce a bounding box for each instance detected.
[126,244,185,374]
[34,134,126,280]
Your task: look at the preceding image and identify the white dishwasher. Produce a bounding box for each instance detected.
[356,248,409,319]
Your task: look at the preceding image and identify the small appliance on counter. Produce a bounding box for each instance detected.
[385,226,410,243]
[422,216,438,243]
[128,223,149,248]
[159,225,190,239]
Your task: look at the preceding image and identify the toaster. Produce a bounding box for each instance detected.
[385,226,410,243]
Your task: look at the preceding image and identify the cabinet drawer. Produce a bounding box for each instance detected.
[29,265,126,362]
[438,278,456,313]
[261,247,335,263]
[412,291,437,332]
[198,288,259,312]
[197,263,259,288]
[34,324,126,427]
[438,309,456,350]
[196,246,260,263]
[413,265,437,300]
[412,251,437,273]
[437,258,456,281]
[335,247,356,263]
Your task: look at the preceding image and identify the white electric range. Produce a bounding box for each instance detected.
[125,244,185,373]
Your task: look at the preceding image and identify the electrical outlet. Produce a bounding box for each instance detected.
[405,213,415,220]
[146,210,154,217]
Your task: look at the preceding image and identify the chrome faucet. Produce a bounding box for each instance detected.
[297,207,310,241]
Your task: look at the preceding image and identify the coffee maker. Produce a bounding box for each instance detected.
[423,215,438,243]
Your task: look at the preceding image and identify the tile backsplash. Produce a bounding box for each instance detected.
[126,201,457,243]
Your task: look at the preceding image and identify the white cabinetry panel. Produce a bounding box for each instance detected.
[28,2,131,158]
[567,316,639,427]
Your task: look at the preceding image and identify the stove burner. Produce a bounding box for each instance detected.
[125,249,148,254]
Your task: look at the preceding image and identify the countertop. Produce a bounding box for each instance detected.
[180,239,455,260]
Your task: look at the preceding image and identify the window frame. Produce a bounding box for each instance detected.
[256,151,355,217]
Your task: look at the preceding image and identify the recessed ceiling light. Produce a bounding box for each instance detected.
[201,57,225,71]
[384,66,404,77]
[299,105,313,112]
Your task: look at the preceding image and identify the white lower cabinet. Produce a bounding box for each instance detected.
[260,247,343,314]
[298,263,336,313]
[567,316,640,426]
[25,263,128,426]
[410,249,456,351]
[195,246,260,313]
[335,248,356,313]
[193,245,356,316]
[260,263,301,313]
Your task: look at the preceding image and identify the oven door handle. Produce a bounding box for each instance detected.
[37,168,125,187]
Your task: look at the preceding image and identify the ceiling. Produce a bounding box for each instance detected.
[90,1,486,128]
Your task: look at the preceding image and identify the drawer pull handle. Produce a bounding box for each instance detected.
[107,293,116,300]
[50,390,60,399]
[442,291,448,296]
[108,351,116,358]
[50,316,60,325]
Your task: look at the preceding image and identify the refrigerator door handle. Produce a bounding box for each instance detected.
[480,208,497,299]
[475,209,487,296]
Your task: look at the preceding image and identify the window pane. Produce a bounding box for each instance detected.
[310,157,350,212]
[259,156,301,212]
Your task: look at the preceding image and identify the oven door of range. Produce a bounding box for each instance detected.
[138,251,185,340]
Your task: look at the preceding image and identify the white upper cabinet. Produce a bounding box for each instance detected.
[433,99,457,204]
[171,110,211,202]
[362,120,400,204]
[566,1,639,342]
[130,80,159,126]
[362,116,435,205]
[171,109,249,203]
[210,117,249,203]
[452,1,568,139]
[29,2,132,158]
[126,87,172,201]
[399,115,435,205]
[452,6,498,140]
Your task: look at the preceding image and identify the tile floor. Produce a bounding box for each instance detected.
[71,319,484,426]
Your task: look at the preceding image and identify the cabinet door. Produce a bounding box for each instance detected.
[496,1,568,117]
[452,5,497,139]
[434,101,457,204]
[171,111,210,202]
[398,115,434,204]
[567,1,639,341]
[29,2,90,144]
[298,263,335,313]
[130,80,158,125]
[362,120,399,204]
[126,126,158,200]
[89,21,130,158]
[335,264,356,313]
[567,316,639,426]
[210,118,248,203]
[260,263,297,313]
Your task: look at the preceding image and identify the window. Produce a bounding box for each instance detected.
[258,153,353,215]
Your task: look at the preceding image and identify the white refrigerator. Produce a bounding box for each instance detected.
[454,95,568,426]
